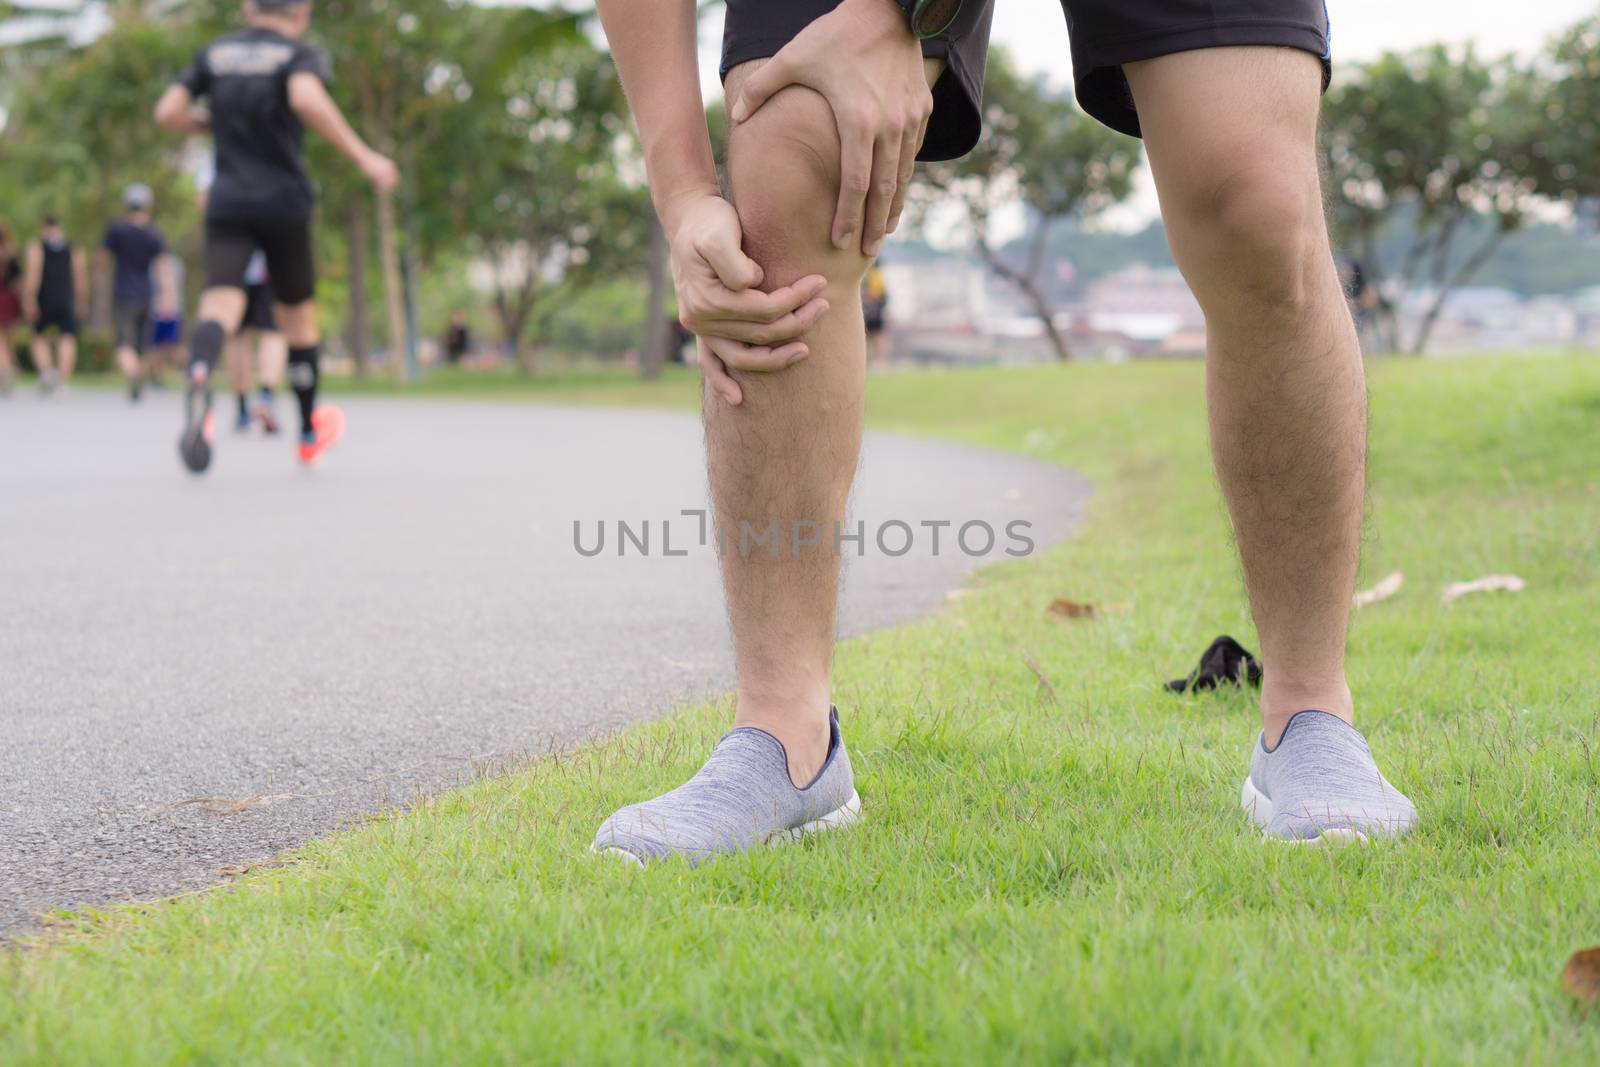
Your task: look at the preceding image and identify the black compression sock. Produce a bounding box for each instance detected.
[187,320,226,380]
[288,344,319,437]
[237,394,249,419]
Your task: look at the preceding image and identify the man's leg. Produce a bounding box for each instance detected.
[1125,47,1414,839]
[178,287,247,472]
[709,61,890,784]
[115,346,140,382]
[30,333,54,381]
[274,301,320,436]
[590,59,943,866]
[113,303,143,395]
[57,330,77,383]
[227,331,255,429]
[0,330,13,394]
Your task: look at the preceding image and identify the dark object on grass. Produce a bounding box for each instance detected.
[1167,635,1263,694]
[1564,947,1600,1009]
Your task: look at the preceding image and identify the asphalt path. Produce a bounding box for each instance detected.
[0,386,1088,933]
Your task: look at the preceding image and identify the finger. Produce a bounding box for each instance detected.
[833,122,874,252]
[862,128,902,257]
[706,335,809,374]
[885,120,920,236]
[704,298,830,345]
[696,231,765,292]
[697,341,742,406]
[698,275,828,325]
[729,54,792,124]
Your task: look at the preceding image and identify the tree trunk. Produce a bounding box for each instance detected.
[345,201,371,379]
[374,189,409,383]
[1408,229,1505,356]
[640,216,670,380]
[979,242,1072,362]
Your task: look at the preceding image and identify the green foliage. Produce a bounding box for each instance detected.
[438,34,649,358]
[1321,44,1555,351]
[1,17,208,236]
[0,0,648,362]
[1530,13,1600,203]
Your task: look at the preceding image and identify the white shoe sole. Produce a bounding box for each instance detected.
[595,791,863,868]
[1240,777,1367,846]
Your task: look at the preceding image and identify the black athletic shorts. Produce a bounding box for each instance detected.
[33,306,77,337]
[242,284,278,332]
[722,0,996,162]
[1064,0,1331,137]
[113,298,150,354]
[722,1,1331,155]
[204,216,315,305]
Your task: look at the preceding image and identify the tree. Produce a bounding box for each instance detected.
[912,50,1139,361]
[1519,14,1600,208]
[441,37,650,372]
[1322,45,1546,354]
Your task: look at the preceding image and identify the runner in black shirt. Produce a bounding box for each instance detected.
[154,0,398,474]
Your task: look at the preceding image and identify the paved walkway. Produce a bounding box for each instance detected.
[0,389,1088,932]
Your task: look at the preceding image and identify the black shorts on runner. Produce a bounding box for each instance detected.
[113,298,150,354]
[722,0,1330,157]
[241,284,278,333]
[204,216,315,305]
[33,306,77,337]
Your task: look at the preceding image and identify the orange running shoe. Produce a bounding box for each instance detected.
[297,404,346,466]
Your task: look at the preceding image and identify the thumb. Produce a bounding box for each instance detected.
[697,228,764,292]
[730,54,793,124]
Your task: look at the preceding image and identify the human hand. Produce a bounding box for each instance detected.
[667,194,830,406]
[729,0,932,257]
[361,150,401,193]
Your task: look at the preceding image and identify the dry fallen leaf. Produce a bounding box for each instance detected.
[1353,570,1404,609]
[1442,574,1526,604]
[1047,597,1096,621]
[171,794,297,815]
[1564,947,1600,1008]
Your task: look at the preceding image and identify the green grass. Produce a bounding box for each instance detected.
[5,354,1600,1064]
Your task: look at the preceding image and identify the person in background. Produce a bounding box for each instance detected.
[862,261,890,365]
[226,250,287,434]
[0,219,22,396]
[444,309,470,365]
[154,0,399,473]
[21,216,87,395]
[100,183,176,402]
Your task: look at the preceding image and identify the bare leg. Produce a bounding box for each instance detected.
[116,346,141,383]
[715,60,942,783]
[57,335,77,382]
[31,335,54,377]
[1126,48,1363,745]
[257,329,288,390]
[227,332,255,398]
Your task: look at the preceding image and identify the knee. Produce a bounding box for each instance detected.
[726,82,866,291]
[1169,157,1327,314]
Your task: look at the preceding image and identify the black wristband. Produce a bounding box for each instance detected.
[897,0,963,39]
